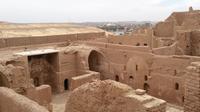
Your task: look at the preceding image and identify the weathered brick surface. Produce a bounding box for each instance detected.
[184,62,200,112]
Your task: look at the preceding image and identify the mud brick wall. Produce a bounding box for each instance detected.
[0,87,49,112]
[184,62,200,112]
[0,32,105,48]
[191,30,200,56]
[153,21,174,37]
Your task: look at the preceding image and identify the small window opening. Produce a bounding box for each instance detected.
[115,75,119,82]
[136,65,138,71]
[182,96,185,102]
[129,76,133,79]
[136,43,140,46]
[145,75,148,81]
[175,83,179,90]
[144,43,148,46]
[174,70,177,76]
[144,83,150,93]
[64,79,69,90]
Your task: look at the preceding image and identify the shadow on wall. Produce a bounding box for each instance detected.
[28,53,59,92]
[0,73,10,87]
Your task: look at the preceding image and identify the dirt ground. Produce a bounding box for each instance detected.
[52,91,70,112]
[52,91,184,112]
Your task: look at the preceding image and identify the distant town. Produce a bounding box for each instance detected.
[77,21,156,35]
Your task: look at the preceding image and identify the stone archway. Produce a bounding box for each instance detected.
[88,50,106,79]
[88,50,103,72]
[0,73,10,87]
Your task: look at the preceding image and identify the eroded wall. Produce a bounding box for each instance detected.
[0,32,105,49]
[107,35,151,47]
[153,21,174,37]
[191,30,200,56]
[0,87,49,112]
[28,54,58,91]
[80,41,200,106]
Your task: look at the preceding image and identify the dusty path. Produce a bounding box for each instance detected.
[52,91,70,112]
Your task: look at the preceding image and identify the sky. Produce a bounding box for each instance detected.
[0,0,200,23]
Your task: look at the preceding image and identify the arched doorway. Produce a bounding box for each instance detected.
[88,50,106,79]
[64,79,69,90]
[88,50,103,72]
[0,73,10,87]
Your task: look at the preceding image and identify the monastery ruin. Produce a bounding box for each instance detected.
[0,7,200,112]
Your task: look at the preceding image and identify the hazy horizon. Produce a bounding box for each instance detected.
[0,0,200,23]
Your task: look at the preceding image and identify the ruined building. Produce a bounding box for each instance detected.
[0,7,200,112]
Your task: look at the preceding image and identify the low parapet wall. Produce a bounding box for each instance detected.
[79,41,151,53]
[0,87,49,112]
[108,35,150,46]
[0,32,105,49]
[70,71,100,90]
[26,85,52,111]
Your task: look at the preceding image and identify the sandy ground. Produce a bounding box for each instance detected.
[52,91,70,112]
[52,91,184,112]
[166,103,184,112]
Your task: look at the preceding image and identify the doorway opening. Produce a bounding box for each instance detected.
[115,75,119,82]
[175,83,179,90]
[88,50,106,80]
[144,83,150,93]
[144,75,148,81]
[64,79,69,90]
[33,77,40,87]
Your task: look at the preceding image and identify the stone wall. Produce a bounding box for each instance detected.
[184,62,200,112]
[0,87,49,112]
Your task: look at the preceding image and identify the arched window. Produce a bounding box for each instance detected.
[129,76,133,80]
